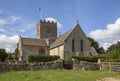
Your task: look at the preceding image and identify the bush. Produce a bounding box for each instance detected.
[66,56,72,61]
[27,55,60,63]
[72,56,98,62]
[0,49,8,62]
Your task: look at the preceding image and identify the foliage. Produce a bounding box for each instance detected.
[93,41,120,62]
[100,42,120,61]
[72,56,98,62]
[66,56,72,61]
[88,37,99,50]
[27,54,60,63]
[97,47,105,54]
[107,41,120,52]
[0,48,7,62]
[14,47,18,60]
[88,37,105,54]
[106,48,120,61]
[7,53,14,60]
[0,70,119,81]
[13,43,19,60]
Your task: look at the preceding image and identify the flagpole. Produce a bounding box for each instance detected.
[41,9,42,20]
[38,8,42,20]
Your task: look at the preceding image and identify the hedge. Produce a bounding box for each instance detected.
[72,56,98,62]
[27,55,60,63]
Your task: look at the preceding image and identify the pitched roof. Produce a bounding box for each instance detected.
[50,26,75,49]
[20,37,48,46]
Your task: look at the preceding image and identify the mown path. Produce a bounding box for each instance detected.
[97,76,120,81]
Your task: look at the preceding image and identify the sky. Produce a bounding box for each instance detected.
[0,0,120,52]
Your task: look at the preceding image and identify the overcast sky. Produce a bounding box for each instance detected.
[0,0,120,52]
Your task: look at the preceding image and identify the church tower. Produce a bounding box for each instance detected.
[36,20,57,39]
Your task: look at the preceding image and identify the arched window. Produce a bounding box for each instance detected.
[80,40,83,52]
[72,39,75,52]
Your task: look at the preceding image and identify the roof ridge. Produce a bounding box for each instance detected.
[50,24,79,49]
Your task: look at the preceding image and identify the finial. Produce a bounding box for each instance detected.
[76,20,79,24]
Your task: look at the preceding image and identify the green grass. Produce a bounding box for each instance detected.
[0,70,120,81]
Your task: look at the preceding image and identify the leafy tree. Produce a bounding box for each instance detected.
[0,48,7,62]
[88,37,99,50]
[13,43,19,60]
[14,47,18,60]
[105,42,120,61]
[88,37,105,54]
[107,41,120,52]
[7,53,14,60]
[97,47,105,54]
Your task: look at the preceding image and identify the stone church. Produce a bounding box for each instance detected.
[18,20,97,61]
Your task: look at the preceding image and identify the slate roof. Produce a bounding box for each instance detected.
[50,28,74,49]
[20,37,48,46]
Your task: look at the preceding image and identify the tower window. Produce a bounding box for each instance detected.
[72,39,75,52]
[47,28,50,34]
[80,40,83,52]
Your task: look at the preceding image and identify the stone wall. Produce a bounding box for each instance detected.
[0,59,63,73]
[0,59,101,73]
[73,59,100,70]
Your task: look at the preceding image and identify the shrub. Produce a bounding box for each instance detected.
[72,56,98,62]
[66,56,72,61]
[0,49,8,62]
[27,54,60,63]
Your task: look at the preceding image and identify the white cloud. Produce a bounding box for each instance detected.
[0,9,3,14]
[89,18,120,50]
[0,34,19,52]
[45,17,62,28]
[0,18,7,26]
[0,9,35,52]
[19,29,25,33]
[9,16,21,23]
[89,18,120,40]
[0,15,35,36]
[0,28,6,32]
[99,42,112,50]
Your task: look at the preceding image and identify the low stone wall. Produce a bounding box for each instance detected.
[0,59,101,72]
[0,59,63,73]
[73,59,100,70]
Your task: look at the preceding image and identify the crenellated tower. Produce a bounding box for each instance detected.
[36,20,57,39]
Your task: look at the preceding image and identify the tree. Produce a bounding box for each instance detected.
[105,41,120,60]
[0,48,7,62]
[88,37,105,54]
[14,47,18,60]
[107,41,120,52]
[7,53,14,60]
[13,43,19,60]
[97,47,105,54]
[88,37,99,50]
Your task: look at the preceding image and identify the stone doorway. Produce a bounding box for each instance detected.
[63,60,73,69]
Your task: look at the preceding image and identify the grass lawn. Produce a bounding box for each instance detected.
[0,70,120,81]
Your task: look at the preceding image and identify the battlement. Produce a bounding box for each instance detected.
[39,20,57,24]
